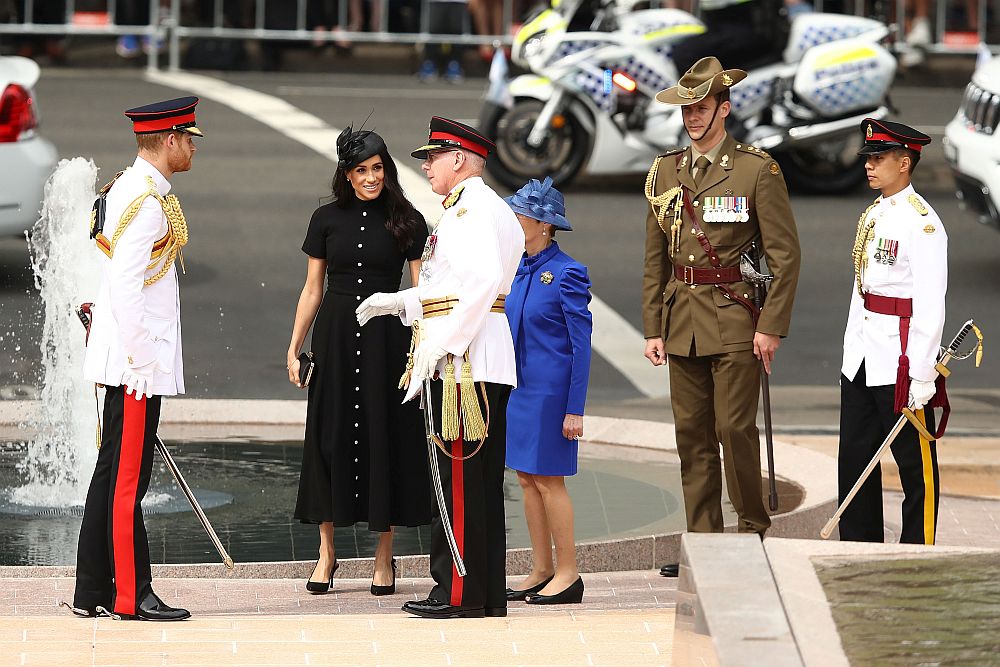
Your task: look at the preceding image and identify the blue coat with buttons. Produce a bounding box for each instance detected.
[505,242,593,476]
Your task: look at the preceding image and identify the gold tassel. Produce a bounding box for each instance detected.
[440,355,460,441]
[459,354,487,441]
[398,321,420,389]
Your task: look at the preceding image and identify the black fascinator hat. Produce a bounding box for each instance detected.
[336,123,386,171]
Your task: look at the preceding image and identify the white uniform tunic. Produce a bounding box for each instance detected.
[399,176,524,399]
[841,184,947,387]
[83,156,184,396]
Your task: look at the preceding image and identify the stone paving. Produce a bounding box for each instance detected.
[0,572,676,667]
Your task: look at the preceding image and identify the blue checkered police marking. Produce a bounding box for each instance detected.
[795,24,867,51]
[619,57,670,93]
[810,72,890,115]
[730,80,773,113]
[555,40,602,60]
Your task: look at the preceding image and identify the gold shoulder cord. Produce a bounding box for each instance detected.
[109,176,189,286]
[644,156,684,256]
[851,198,880,296]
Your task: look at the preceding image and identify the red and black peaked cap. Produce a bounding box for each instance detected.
[411,116,495,159]
[125,96,203,137]
[857,118,929,155]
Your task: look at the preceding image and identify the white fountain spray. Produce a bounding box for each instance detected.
[11,158,103,508]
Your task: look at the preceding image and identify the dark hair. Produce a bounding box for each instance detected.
[714,89,731,106]
[332,149,422,251]
[893,147,920,173]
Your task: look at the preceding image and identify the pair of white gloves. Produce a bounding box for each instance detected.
[356,292,448,382]
[122,360,171,400]
[909,379,936,410]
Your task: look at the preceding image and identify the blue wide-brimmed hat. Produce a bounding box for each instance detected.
[504,177,571,231]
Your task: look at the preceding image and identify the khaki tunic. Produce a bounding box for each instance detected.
[641,134,801,355]
[641,133,801,534]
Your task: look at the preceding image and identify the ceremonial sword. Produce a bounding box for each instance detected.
[422,376,467,577]
[821,319,984,539]
[740,245,778,512]
[77,304,235,569]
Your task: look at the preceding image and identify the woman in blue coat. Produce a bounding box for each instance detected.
[503,178,593,605]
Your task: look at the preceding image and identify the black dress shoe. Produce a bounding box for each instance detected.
[306,559,339,594]
[505,575,554,601]
[659,563,679,577]
[371,558,396,596]
[402,598,485,619]
[525,577,584,605]
[132,591,190,621]
[485,606,507,617]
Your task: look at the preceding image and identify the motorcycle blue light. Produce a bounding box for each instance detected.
[603,69,613,95]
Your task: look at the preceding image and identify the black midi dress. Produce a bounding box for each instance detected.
[294,195,432,532]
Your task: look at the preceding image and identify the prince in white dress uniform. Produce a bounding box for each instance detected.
[357,117,524,618]
[839,118,947,545]
[72,97,200,621]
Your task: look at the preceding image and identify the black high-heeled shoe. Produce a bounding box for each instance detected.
[505,575,554,602]
[305,559,339,594]
[524,576,584,605]
[370,558,397,596]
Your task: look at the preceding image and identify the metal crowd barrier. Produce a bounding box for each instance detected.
[812,0,998,55]
[0,0,996,72]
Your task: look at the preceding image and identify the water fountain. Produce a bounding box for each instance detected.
[8,157,102,510]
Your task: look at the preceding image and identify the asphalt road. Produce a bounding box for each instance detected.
[1,68,997,428]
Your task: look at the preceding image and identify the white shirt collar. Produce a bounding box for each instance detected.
[132,155,172,196]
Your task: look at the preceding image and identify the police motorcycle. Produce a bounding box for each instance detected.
[480,0,897,192]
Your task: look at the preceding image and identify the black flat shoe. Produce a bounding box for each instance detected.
[305,559,339,594]
[371,558,396,596]
[525,577,584,605]
[129,591,191,621]
[659,563,679,577]
[402,598,485,619]
[505,575,554,601]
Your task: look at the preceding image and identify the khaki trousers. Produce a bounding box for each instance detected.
[668,349,769,535]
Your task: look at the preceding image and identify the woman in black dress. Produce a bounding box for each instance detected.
[286,127,431,595]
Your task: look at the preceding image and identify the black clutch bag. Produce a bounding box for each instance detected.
[298,351,314,388]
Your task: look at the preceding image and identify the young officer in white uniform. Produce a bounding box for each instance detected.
[839,118,947,545]
[357,116,524,618]
[72,97,200,621]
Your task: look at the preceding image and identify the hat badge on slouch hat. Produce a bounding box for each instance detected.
[124,96,203,136]
[655,57,746,106]
[411,116,496,159]
[857,118,931,155]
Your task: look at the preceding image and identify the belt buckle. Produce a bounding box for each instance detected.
[683,266,696,285]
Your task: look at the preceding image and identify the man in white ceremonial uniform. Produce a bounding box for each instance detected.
[72,97,200,621]
[357,116,524,618]
[839,118,947,545]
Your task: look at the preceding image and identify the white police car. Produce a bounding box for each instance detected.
[0,55,57,236]
[944,55,1000,232]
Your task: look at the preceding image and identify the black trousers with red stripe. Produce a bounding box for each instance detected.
[74,385,161,615]
[427,380,511,610]
[838,363,940,544]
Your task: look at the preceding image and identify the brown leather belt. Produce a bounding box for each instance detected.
[674,264,742,285]
[422,294,506,319]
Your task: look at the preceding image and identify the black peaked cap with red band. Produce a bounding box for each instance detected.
[857,118,929,155]
[125,96,203,137]
[411,116,495,159]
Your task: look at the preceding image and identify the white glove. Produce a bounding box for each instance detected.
[908,379,936,410]
[412,342,448,382]
[356,292,405,326]
[122,361,170,401]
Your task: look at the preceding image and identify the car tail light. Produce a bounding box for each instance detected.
[0,83,38,143]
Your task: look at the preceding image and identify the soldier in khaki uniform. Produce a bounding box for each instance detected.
[641,58,801,576]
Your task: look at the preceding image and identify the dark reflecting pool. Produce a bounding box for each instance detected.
[817,553,1000,665]
[0,440,685,565]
